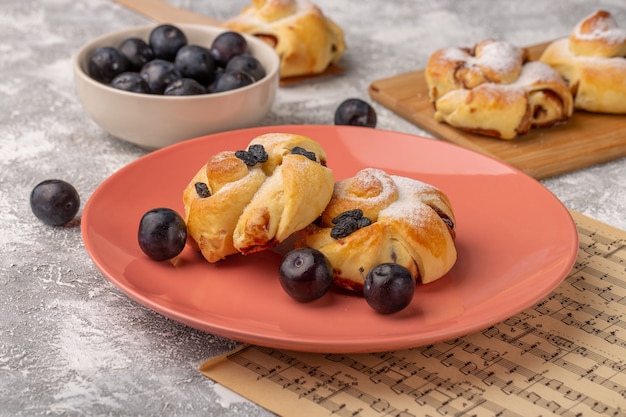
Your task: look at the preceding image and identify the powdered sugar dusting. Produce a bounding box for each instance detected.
[440,47,471,62]
[574,10,626,44]
[378,175,442,229]
[333,170,447,229]
[513,61,566,86]
[249,132,292,146]
[249,132,326,163]
[476,41,523,75]
[391,175,437,196]
[380,199,432,230]
[440,41,523,79]
[335,168,397,207]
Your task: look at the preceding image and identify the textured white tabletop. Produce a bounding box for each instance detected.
[0,1,624,416]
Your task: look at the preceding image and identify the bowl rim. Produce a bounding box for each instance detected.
[72,23,280,101]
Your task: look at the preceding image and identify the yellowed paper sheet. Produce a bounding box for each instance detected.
[201,211,626,416]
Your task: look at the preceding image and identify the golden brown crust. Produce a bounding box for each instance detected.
[224,0,346,78]
[425,40,573,139]
[569,10,626,58]
[540,10,626,114]
[183,133,334,263]
[296,168,457,291]
[319,169,398,225]
[426,40,528,102]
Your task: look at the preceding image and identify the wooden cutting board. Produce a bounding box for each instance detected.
[368,42,626,179]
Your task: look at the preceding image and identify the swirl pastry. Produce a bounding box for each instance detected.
[183,133,334,263]
[223,0,346,78]
[296,168,457,291]
[425,39,574,139]
[540,10,626,114]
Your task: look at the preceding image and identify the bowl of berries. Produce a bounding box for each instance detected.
[73,23,280,149]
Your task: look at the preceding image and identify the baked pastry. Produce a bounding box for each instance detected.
[425,39,574,139]
[539,10,626,114]
[223,0,346,78]
[183,133,334,262]
[296,168,457,291]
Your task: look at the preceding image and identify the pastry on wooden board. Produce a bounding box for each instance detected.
[425,39,573,139]
[224,0,346,78]
[540,10,626,114]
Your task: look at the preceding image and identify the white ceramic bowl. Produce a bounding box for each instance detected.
[73,24,280,149]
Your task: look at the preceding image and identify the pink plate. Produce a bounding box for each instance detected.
[81,125,578,353]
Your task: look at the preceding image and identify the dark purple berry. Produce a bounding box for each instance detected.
[279,248,333,302]
[118,37,154,71]
[212,71,254,93]
[334,98,377,128]
[30,179,80,226]
[164,78,207,96]
[174,44,215,84]
[88,46,129,84]
[224,54,265,81]
[149,24,187,61]
[110,72,150,93]
[210,31,248,68]
[364,264,415,314]
[138,208,187,261]
[140,59,182,94]
[207,70,224,93]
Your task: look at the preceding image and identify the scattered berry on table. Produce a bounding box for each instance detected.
[30,179,80,226]
[334,98,377,128]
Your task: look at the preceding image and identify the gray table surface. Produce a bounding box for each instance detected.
[1,1,624,416]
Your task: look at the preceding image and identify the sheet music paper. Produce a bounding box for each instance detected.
[200,211,626,416]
